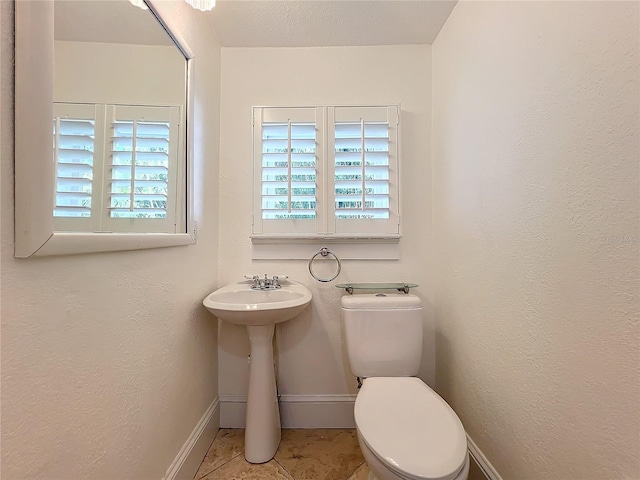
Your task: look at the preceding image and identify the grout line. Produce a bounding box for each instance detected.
[205,451,244,476]
[345,461,366,480]
[194,430,245,479]
[194,464,211,479]
[194,432,225,480]
[194,431,224,480]
[273,457,296,480]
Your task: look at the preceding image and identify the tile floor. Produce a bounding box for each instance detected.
[194,429,370,480]
[194,428,487,480]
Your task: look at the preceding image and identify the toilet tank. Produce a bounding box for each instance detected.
[341,293,423,378]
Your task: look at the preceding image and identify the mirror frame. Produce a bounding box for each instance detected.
[14,0,196,257]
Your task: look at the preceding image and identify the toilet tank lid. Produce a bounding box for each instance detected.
[341,293,422,309]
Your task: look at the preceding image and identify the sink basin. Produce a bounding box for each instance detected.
[203,280,312,325]
[202,279,312,463]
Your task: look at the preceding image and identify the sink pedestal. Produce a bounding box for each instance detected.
[245,324,280,463]
[202,280,312,463]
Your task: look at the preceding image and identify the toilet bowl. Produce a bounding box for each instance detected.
[355,377,469,480]
[341,294,469,480]
[358,434,470,480]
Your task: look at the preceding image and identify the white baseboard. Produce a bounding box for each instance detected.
[467,434,503,480]
[219,394,357,429]
[163,397,220,480]
[219,394,247,428]
[280,394,357,428]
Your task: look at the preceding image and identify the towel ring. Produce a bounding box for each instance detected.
[308,247,341,283]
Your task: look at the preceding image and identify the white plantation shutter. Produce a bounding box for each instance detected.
[51,102,182,234]
[260,122,316,219]
[253,107,325,235]
[52,103,104,232]
[106,105,180,233]
[329,106,399,235]
[54,118,94,217]
[332,122,390,218]
[252,105,399,238]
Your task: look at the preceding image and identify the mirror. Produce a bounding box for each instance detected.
[15,0,196,257]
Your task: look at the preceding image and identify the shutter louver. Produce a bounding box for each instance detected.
[53,117,95,218]
[109,120,170,219]
[261,122,317,220]
[334,121,390,220]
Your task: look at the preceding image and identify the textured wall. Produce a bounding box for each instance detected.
[54,41,185,105]
[218,46,434,405]
[432,2,639,479]
[0,2,221,479]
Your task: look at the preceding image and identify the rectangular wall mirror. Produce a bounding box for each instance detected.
[15,0,196,257]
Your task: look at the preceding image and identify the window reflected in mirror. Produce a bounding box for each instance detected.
[53,0,187,234]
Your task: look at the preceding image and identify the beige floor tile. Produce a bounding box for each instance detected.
[274,429,364,480]
[194,429,245,479]
[200,454,294,480]
[346,462,370,480]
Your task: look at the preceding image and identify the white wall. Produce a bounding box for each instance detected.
[432,2,639,479]
[218,45,433,424]
[54,41,185,106]
[0,2,221,479]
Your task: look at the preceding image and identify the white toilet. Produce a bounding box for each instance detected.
[341,294,470,480]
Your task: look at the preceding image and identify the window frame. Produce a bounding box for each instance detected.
[251,104,401,241]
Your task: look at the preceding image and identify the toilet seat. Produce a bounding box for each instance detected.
[355,377,468,480]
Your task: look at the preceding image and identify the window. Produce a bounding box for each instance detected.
[252,105,399,239]
[53,102,182,233]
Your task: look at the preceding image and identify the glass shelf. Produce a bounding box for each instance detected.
[335,282,418,294]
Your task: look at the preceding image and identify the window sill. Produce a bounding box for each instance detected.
[250,234,401,260]
[250,234,400,243]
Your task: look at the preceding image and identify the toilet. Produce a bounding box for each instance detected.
[341,294,470,480]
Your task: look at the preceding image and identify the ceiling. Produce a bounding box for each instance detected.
[211,0,458,48]
[54,0,457,49]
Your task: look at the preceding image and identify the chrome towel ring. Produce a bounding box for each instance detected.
[308,247,341,283]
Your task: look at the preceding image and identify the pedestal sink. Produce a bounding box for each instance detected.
[203,279,312,463]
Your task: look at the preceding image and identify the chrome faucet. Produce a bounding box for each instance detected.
[250,274,281,290]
